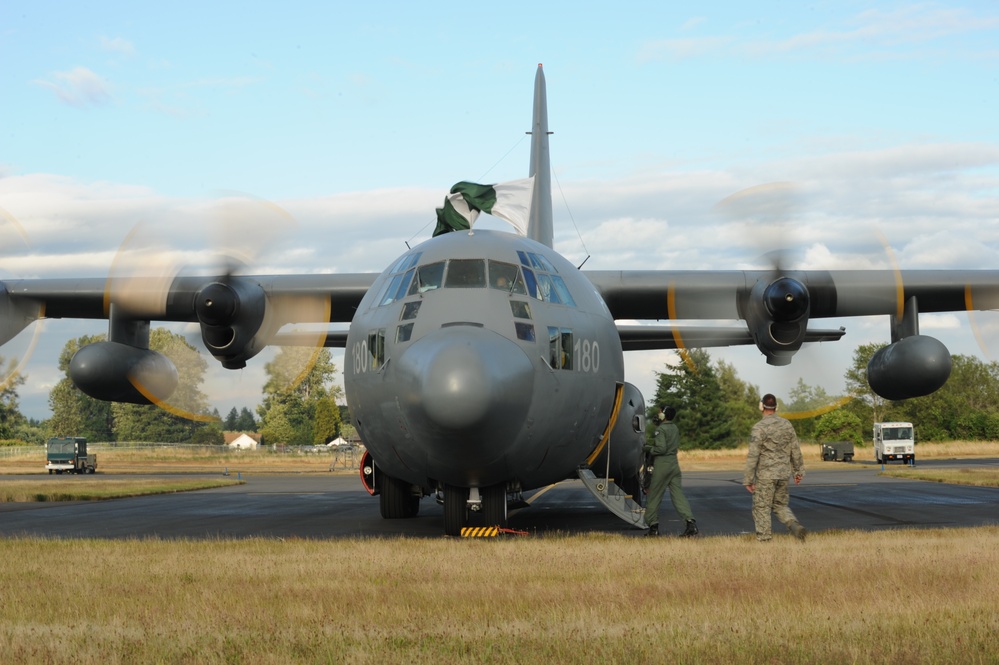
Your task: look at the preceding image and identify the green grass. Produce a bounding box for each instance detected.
[0,477,244,502]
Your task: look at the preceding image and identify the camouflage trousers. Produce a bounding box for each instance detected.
[751,478,798,541]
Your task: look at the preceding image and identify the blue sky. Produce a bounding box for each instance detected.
[2,1,999,419]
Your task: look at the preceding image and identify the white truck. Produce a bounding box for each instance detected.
[873,422,915,464]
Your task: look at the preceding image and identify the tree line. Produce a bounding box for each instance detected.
[649,345,999,449]
[1,329,343,446]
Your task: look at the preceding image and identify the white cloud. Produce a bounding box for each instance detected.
[99,36,136,57]
[34,66,113,108]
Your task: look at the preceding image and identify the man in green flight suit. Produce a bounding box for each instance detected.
[643,405,698,537]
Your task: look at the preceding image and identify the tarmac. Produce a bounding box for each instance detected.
[1,457,997,539]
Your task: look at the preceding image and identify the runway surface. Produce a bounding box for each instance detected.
[2,458,997,539]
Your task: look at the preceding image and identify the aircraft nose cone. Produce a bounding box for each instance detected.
[397,326,534,433]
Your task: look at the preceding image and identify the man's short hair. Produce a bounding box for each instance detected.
[761,394,778,409]
[663,406,677,421]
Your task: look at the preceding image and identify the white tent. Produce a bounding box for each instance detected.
[229,433,259,450]
[326,436,348,447]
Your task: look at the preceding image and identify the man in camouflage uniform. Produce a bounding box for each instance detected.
[643,405,698,537]
[743,393,807,542]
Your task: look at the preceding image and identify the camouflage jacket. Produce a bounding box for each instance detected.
[743,414,805,484]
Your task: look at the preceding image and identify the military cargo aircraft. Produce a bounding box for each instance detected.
[3,65,998,535]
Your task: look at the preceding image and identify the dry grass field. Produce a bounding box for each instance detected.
[1,528,997,664]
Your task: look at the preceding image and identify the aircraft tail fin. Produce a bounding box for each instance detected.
[527,64,553,248]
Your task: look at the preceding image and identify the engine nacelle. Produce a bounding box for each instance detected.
[867,335,952,401]
[195,277,268,369]
[70,341,179,404]
[744,275,810,366]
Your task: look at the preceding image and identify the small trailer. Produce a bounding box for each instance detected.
[820,441,855,462]
[46,437,97,474]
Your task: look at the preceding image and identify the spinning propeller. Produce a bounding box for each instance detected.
[94,194,331,420]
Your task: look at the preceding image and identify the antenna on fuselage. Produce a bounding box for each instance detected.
[527,64,554,249]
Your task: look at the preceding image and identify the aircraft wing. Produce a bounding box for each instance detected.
[587,268,999,394]
[1,273,377,404]
[616,323,845,351]
[585,269,999,322]
[4,274,376,324]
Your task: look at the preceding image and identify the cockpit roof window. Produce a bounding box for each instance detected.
[390,252,421,275]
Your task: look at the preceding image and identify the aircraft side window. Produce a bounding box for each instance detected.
[444,259,485,288]
[560,328,573,369]
[392,268,415,301]
[514,322,535,342]
[550,275,576,307]
[409,261,445,295]
[401,301,422,320]
[368,329,386,370]
[378,273,406,306]
[535,253,557,273]
[548,326,559,369]
[537,274,561,304]
[396,323,414,344]
[527,252,546,271]
[547,327,573,369]
[522,268,538,299]
[509,300,531,319]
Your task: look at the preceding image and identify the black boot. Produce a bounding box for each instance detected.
[681,519,698,537]
[646,524,659,537]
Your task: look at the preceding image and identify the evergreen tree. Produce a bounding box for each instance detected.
[715,359,759,445]
[236,407,257,432]
[224,407,239,431]
[650,349,735,449]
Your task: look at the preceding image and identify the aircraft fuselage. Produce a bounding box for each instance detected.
[345,229,625,494]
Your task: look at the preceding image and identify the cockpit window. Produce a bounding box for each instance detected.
[378,268,415,306]
[489,261,527,294]
[444,259,486,288]
[550,275,576,307]
[408,261,446,295]
[517,250,575,307]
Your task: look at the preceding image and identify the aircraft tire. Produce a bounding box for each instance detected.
[444,485,469,536]
[481,483,508,528]
[380,474,419,519]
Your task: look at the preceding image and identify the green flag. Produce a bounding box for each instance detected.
[433,177,534,237]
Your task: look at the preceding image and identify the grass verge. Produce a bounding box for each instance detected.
[1,527,997,664]
[879,466,999,488]
[0,477,244,502]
